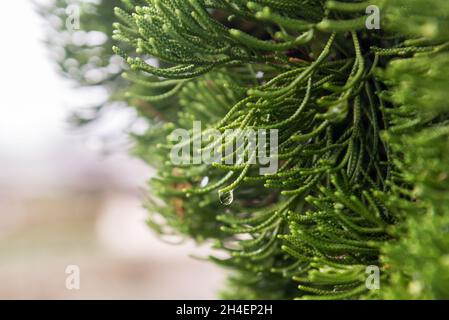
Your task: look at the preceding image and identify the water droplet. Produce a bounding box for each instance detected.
[219,189,234,206]
[200,176,209,188]
[331,106,341,114]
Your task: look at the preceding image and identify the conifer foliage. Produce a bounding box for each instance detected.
[43,0,449,299]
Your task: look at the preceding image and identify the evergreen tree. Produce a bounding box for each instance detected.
[42,0,449,299]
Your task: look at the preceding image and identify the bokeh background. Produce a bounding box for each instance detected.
[0,0,225,299]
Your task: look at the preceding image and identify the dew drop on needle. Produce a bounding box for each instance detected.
[218,189,234,206]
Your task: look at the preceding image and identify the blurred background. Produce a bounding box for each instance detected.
[0,0,225,299]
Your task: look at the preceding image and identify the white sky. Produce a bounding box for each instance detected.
[0,0,136,153]
[0,0,74,154]
[0,0,150,191]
